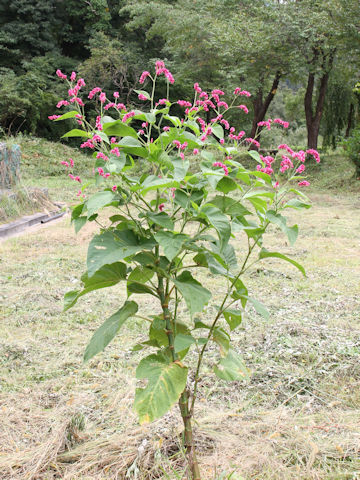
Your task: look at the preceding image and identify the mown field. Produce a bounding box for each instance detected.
[0,138,359,479]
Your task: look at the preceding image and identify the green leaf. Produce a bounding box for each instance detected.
[87,230,155,277]
[247,150,263,164]
[62,129,91,138]
[73,216,87,233]
[212,124,224,139]
[284,198,311,210]
[223,308,242,331]
[64,262,127,311]
[86,191,117,218]
[174,334,196,353]
[134,89,151,100]
[266,210,298,245]
[134,353,188,424]
[259,249,306,276]
[117,136,148,157]
[173,271,212,316]
[84,301,138,361]
[155,231,187,261]
[127,266,156,296]
[146,212,174,230]
[212,327,230,356]
[214,349,250,381]
[54,111,79,121]
[102,120,138,139]
[210,195,251,217]
[245,296,269,320]
[200,204,231,251]
[216,176,238,194]
[138,175,178,195]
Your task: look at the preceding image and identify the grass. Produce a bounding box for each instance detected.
[0,137,359,479]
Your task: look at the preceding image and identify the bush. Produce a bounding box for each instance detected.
[342,126,360,178]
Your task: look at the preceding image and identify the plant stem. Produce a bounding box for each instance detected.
[179,390,201,480]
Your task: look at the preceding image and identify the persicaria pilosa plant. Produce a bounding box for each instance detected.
[52,62,319,478]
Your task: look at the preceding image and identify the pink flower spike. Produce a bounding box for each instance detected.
[138,129,145,135]
[193,148,199,155]
[112,185,117,192]
[48,115,61,120]
[61,161,69,167]
[217,101,229,109]
[76,190,82,197]
[138,93,148,101]
[99,92,106,103]
[69,158,74,167]
[77,78,86,87]
[56,100,70,108]
[220,138,225,145]
[194,82,202,93]
[238,105,249,114]
[274,181,279,189]
[213,161,229,176]
[158,203,165,212]
[56,69,67,80]
[75,176,81,183]
[110,137,117,144]
[298,180,310,187]
[113,91,119,98]
[212,89,225,96]
[306,149,321,163]
[70,71,76,82]
[110,147,120,157]
[122,111,135,122]
[139,71,150,84]
[296,164,305,174]
[163,126,170,132]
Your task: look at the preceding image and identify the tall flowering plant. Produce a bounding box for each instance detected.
[52,62,319,478]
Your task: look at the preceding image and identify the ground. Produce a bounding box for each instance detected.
[0,139,359,479]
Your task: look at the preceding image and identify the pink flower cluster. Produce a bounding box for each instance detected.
[122,111,135,123]
[138,93,148,101]
[139,71,150,84]
[229,130,245,141]
[97,167,110,178]
[68,174,81,183]
[96,152,109,162]
[213,161,229,176]
[273,118,289,128]
[234,88,251,97]
[256,155,275,175]
[245,138,260,148]
[155,61,174,84]
[177,100,192,107]
[280,155,294,173]
[173,140,188,151]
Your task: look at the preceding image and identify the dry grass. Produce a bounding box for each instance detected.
[0,189,359,479]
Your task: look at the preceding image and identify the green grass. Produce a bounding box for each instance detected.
[0,137,359,479]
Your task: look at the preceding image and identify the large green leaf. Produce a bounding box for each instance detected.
[62,129,91,138]
[155,231,187,261]
[87,230,155,277]
[174,333,196,353]
[117,136,148,157]
[146,212,174,230]
[259,249,306,276]
[84,301,138,361]
[127,266,156,296]
[54,111,79,121]
[173,270,212,316]
[214,349,250,381]
[138,175,178,195]
[102,120,138,139]
[86,191,117,218]
[200,204,231,251]
[210,195,251,217]
[266,210,298,245]
[64,262,127,311]
[134,353,188,424]
[223,308,242,331]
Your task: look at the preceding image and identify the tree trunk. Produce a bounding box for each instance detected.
[345,103,354,138]
[304,50,334,150]
[249,71,282,147]
[179,390,201,479]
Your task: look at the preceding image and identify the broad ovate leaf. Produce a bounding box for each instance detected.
[84,301,138,361]
[134,353,188,424]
